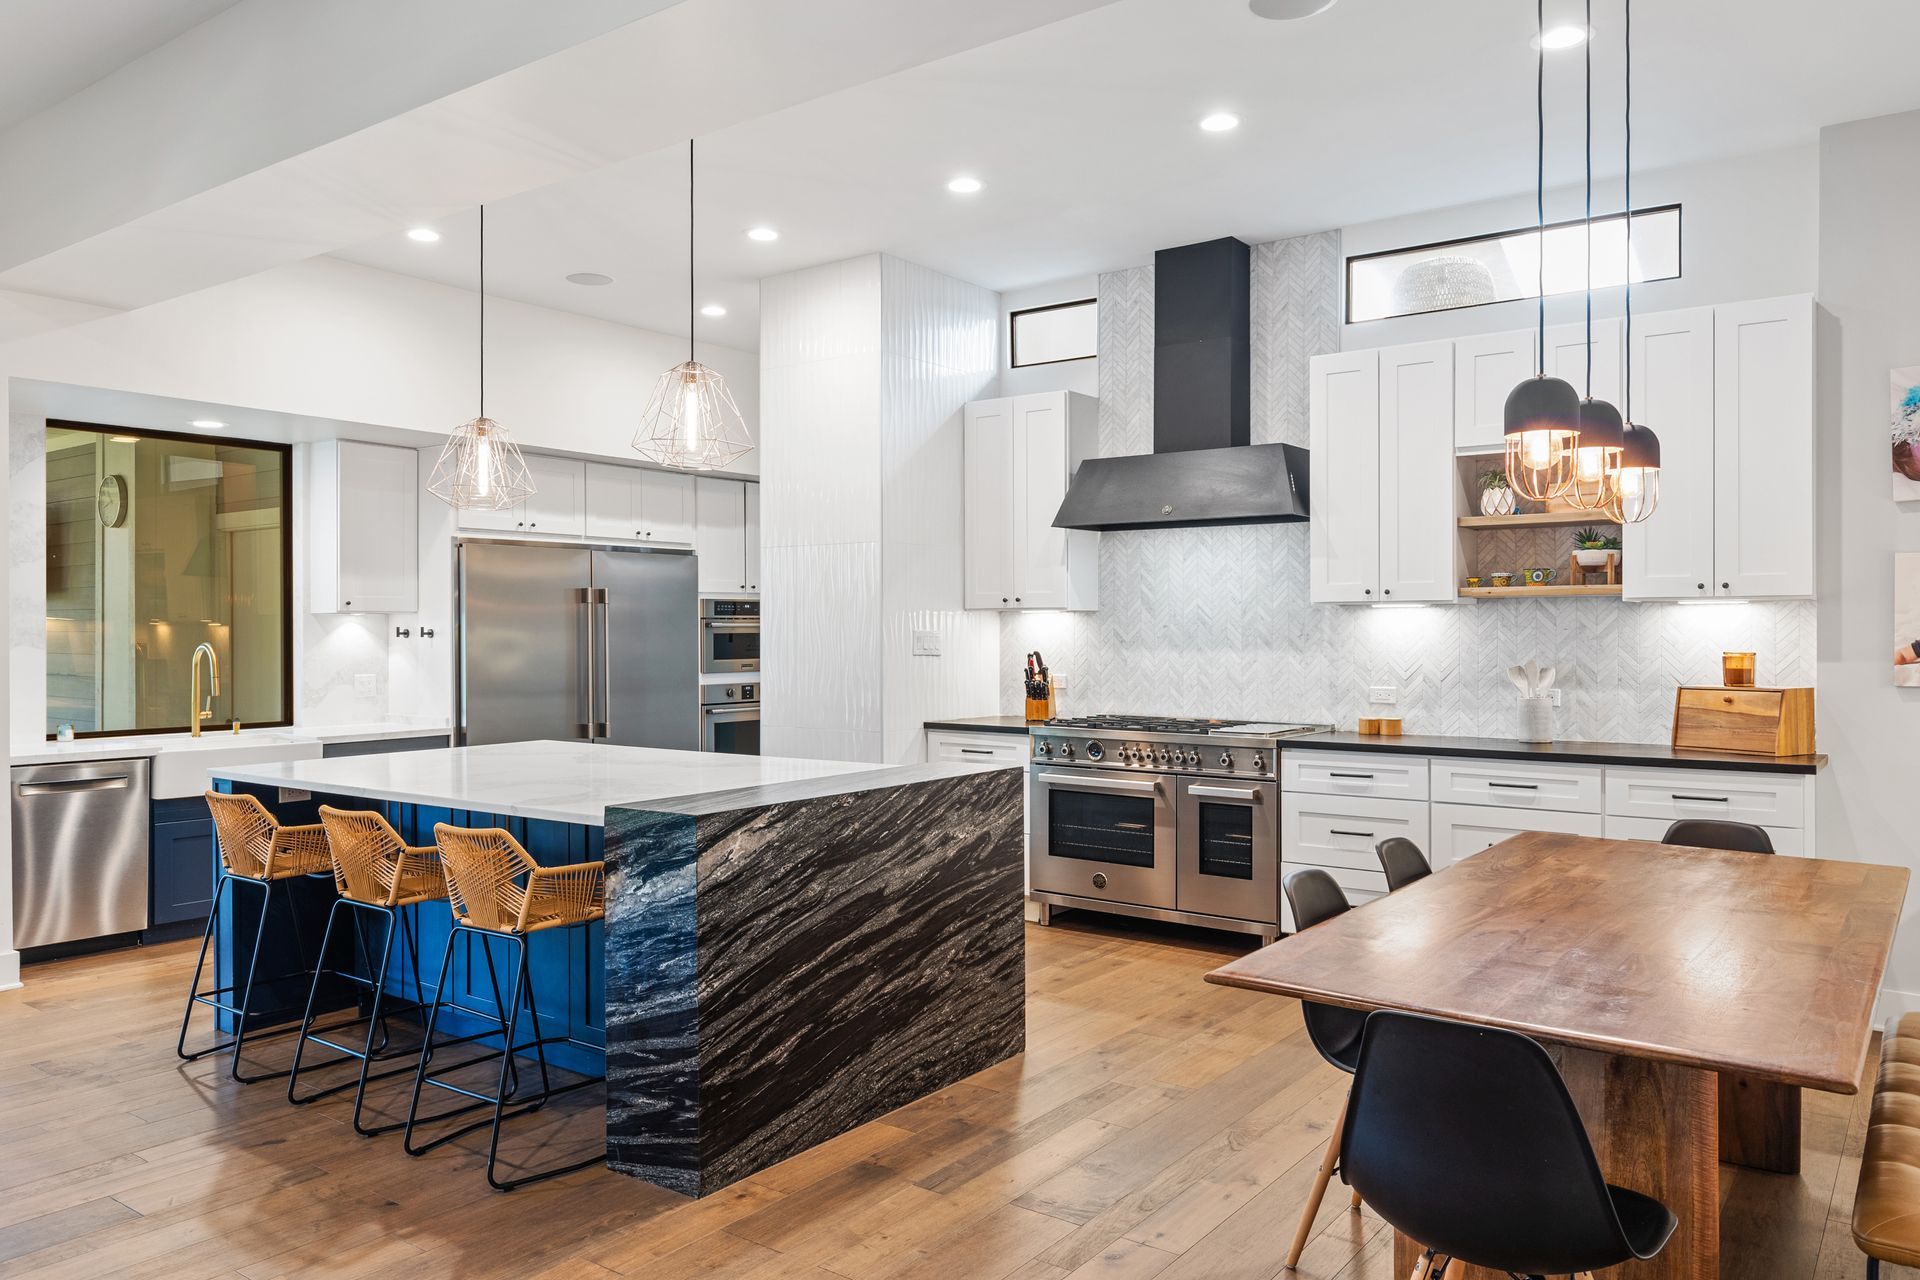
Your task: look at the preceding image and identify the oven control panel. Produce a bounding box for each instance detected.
[1031,734,1272,777]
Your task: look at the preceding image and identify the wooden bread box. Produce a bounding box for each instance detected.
[1671,685,1815,756]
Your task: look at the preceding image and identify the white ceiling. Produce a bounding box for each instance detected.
[0,0,239,134]
[325,0,1920,349]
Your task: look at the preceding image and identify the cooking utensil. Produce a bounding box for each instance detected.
[1507,665,1531,696]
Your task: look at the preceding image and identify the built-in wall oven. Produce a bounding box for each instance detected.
[1028,716,1326,943]
[701,681,760,755]
[700,598,759,674]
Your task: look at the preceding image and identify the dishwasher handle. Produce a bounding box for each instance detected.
[17,775,133,795]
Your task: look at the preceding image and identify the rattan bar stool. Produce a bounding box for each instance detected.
[286,806,459,1134]
[178,791,335,1082]
[402,823,607,1191]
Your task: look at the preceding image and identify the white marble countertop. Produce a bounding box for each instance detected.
[9,721,450,767]
[208,740,886,826]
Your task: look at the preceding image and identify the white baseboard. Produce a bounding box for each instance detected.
[0,949,19,992]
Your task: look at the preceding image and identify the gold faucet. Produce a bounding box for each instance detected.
[190,642,221,738]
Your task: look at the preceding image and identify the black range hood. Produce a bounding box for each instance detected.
[1052,236,1310,531]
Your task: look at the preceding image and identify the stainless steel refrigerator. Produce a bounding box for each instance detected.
[456,540,698,749]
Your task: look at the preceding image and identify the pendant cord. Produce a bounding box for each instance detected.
[478,204,486,420]
[1536,0,1546,376]
[1584,0,1592,397]
[1623,0,1633,420]
[688,138,696,366]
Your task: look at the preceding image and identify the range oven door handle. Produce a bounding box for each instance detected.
[1036,771,1160,794]
[702,706,759,721]
[703,620,760,632]
[1187,785,1262,801]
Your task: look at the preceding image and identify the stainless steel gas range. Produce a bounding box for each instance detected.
[1028,715,1330,944]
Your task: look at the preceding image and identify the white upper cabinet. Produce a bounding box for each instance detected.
[1713,296,1814,598]
[309,440,418,614]
[695,476,752,594]
[1453,329,1536,452]
[1624,296,1814,601]
[1311,347,1457,603]
[585,464,695,544]
[1624,307,1716,600]
[1378,342,1460,602]
[1544,318,1624,407]
[518,455,585,537]
[1310,350,1381,602]
[963,391,1098,610]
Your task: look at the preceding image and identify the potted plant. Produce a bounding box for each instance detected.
[1572,526,1615,567]
[1479,469,1515,516]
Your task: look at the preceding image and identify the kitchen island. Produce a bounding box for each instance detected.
[209,740,1026,1198]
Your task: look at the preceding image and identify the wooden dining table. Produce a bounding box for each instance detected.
[1205,831,1908,1280]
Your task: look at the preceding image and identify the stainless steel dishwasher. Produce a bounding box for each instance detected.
[11,758,152,950]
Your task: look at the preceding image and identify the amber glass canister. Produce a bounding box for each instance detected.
[1721,651,1757,687]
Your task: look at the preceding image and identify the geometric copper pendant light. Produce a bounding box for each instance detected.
[427,205,537,510]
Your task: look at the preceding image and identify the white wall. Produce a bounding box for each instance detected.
[759,253,1000,764]
[999,275,1099,399]
[1814,109,1920,1016]
[1339,145,1819,351]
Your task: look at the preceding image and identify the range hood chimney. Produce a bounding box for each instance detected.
[1052,236,1310,531]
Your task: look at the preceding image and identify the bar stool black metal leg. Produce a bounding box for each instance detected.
[511,937,554,1107]
[483,934,529,1189]
[227,877,279,1082]
[348,905,400,1135]
[402,929,460,1157]
[286,895,350,1103]
[177,871,229,1062]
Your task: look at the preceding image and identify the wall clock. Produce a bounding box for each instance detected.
[96,474,128,528]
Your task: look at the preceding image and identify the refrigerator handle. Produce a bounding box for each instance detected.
[596,587,612,739]
[578,587,596,739]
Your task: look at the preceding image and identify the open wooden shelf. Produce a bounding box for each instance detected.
[1460,584,1623,600]
[1457,511,1622,530]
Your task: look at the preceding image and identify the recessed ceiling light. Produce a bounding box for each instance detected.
[700,304,727,317]
[947,175,983,194]
[1199,112,1241,133]
[406,227,441,243]
[189,419,226,430]
[566,272,614,287]
[1533,24,1590,50]
[746,226,779,243]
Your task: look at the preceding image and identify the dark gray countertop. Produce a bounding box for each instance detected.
[922,716,1034,736]
[1286,731,1826,775]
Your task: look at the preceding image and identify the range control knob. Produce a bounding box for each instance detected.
[1084,741,1104,762]
[1119,746,1134,763]
[1186,750,1201,767]
[1036,741,1052,757]
[1157,748,1171,764]
[1058,743,1074,760]
[1219,751,1234,769]
[1251,751,1267,772]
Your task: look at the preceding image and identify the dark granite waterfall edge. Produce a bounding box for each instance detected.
[602,764,1025,1198]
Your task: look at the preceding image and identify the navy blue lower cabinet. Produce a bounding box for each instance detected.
[150,796,216,928]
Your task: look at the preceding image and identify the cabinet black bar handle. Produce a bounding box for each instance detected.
[960,748,992,755]
[1487,781,1539,790]
[1329,771,1375,780]
[1671,794,1730,803]
[1330,829,1375,838]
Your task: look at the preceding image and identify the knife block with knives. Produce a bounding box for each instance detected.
[1022,651,1056,723]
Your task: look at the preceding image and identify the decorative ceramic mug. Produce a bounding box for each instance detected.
[1464,576,1484,588]
[1525,567,1558,586]
[1490,571,1515,588]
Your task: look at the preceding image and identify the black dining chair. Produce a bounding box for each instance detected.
[1374,837,1433,892]
[1281,869,1369,1269]
[1662,819,1774,854]
[1341,1010,1677,1279]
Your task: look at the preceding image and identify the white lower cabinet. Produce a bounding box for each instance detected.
[925,728,1031,891]
[1280,791,1429,931]
[1604,767,1807,830]
[1602,814,1808,857]
[1430,803,1604,868]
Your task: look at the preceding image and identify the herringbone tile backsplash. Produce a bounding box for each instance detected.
[1000,236,1816,744]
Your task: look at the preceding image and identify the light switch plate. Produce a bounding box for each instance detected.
[911,630,941,657]
[1051,674,1068,691]
[354,673,377,696]
[1368,686,1398,705]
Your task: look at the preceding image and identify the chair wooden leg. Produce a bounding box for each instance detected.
[1285,1091,1350,1269]
[1404,1248,1435,1280]
[1349,1185,1363,1210]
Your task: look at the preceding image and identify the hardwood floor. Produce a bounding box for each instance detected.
[0,918,1898,1280]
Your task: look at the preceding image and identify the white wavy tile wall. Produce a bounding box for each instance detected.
[761,255,1000,763]
[1000,235,1816,743]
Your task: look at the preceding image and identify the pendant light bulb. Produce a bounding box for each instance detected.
[634,139,756,471]
[1565,397,1624,510]
[429,206,536,510]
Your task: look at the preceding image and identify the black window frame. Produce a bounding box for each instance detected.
[45,419,296,740]
[1010,297,1099,368]
[1344,202,1683,325]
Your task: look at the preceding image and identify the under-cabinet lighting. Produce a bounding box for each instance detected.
[1371,602,1431,610]
[1674,598,1748,607]
[189,419,226,430]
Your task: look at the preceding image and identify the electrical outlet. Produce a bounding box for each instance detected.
[1547,688,1562,707]
[911,629,941,657]
[353,673,377,697]
[278,787,311,803]
[1368,685,1398,705]
[1051,673,1068,691]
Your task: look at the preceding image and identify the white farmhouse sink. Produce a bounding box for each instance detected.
[149,734,324,799]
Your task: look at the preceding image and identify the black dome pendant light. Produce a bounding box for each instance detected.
[1503,0,1582,502]
[1608,0,1662,523]
[1565,0,1624,511]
